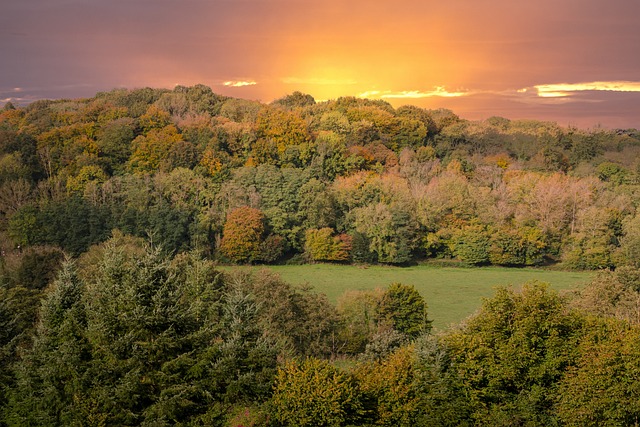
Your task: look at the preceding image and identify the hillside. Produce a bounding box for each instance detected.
[1,85,639,270]
[2,85,640,425]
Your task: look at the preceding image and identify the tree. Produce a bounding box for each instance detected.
[271,358,365,427]
[377,283,431,338]
[449,224,491,265]
[298,178,338,229]
[75,242,274,425]
[489,225,547,266]
[204,287,278,409]
[568,269,640,325]
[356,346,424,427]
[556,318,640,426]
[336,288,384,354]
[618,213,640,268]
[5,261,92,426]
[96,117,135,174]
[416,170,476,231]
[10,246,64,291]
[127,125,185,173]
[443,283,584,425]
[253,107,310,165]
[226,269,341,358]
[271,91,316,109]
[8,196,111,256]
[137,104,171,133]
[353,202,415,264]
[304,228,352,262]
[563,206,621,270]
[219,206,265,263]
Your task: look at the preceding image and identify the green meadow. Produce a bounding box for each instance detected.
[227,264,593,330]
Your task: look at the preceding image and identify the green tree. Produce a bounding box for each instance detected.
[618,213,640,268]
[443,283,583,425]
[336,288,383,354]
[353,203,415,264]
[563,207,621,270]
[489,226,547,266]
[556,318,640,426]
[96,117,135,174]
[5,261,92,426]
[227,269,341,358]
[73,242,273,426]
[449,224,491,265]
[377,283,431,338]
[9,196,112,256]
[271,91,316,109]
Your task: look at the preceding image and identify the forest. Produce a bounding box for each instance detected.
[1,85,640,425]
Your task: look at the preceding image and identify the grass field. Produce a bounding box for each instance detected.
[227,264,594,330]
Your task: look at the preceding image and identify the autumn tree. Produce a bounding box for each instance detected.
[304,227,352,262]
[271,358,365,427]
[253,107,310,165]
[219,206,265,264]
[356,346,425,427]
[127,125,185,173]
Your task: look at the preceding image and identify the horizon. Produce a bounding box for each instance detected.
[4,84,640,133]
[2,0,639,129]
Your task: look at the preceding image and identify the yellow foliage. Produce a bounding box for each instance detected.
[200,149,223,175]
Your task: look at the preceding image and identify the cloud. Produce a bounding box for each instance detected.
[358,86,470,99]
[531,81,640,98]
[1,95,39,106]
[223,80,257,87]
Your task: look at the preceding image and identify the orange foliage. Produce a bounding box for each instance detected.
[220,206,265,263]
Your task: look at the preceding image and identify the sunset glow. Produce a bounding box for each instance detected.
[1,0,639,128]
[359,87,470,100]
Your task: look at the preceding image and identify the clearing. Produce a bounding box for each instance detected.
[227,264,593,329]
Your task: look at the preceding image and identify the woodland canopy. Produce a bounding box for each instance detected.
[1,86,640,425]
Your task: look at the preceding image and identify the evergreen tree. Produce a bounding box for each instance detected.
[5,260,92,426]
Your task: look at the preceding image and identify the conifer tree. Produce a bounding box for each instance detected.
[5,260,91,426]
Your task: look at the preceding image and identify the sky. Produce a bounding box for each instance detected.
[1,0,639,129]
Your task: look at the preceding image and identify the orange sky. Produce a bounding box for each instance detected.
[1,0,639,128]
